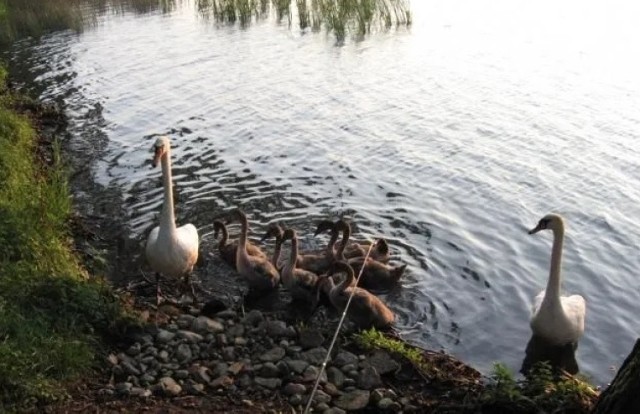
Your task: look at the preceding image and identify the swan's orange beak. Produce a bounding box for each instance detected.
[152,146,163,168]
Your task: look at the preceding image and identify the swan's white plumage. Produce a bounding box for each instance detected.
[528,213,586,346]
[145,136,199,284]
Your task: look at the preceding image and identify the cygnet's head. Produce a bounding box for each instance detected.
[528,213,565,235]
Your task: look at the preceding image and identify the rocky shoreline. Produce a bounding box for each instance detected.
[102,301,468,413]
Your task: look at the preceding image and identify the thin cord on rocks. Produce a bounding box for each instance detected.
[303,242,375,414]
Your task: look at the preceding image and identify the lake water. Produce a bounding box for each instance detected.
[4,0,639,385]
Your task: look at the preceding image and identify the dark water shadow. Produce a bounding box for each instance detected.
[520,334,579,376]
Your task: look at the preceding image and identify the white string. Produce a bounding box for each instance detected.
[303,241,375,414]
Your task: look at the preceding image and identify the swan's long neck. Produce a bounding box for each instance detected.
[238,214,248,253]
[158,149,177,240]
[218,224,229,250]
[326,229,339,256]
[335,226,350,261]
[335,265,354,295]
[544,225,565,304]
[271,236,282,268]
[283,235,297,279]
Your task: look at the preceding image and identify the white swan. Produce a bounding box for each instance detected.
[528,213,585,346]
[145,136,199,305]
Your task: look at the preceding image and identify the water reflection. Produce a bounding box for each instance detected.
[521,335,579,376]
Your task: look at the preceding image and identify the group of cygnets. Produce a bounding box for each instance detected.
[145,136,587,350]
[213,209,407,329]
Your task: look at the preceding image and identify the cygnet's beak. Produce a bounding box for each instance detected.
[528,223,543,235]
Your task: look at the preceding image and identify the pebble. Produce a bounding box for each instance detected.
[357,365,382,390]
[242,309,264,326]
[282,383,306,396]
[254,377,282,390]
[156,329,175,344]
[298,329,325,349]
[259,362,280,378]
[327,367,345,388]
[286,359,309,374]
[260,346,286,362]
[378,397,402,411]
[157,377,182,396]
[176,330,203,343]
[192,315,225,334]
[333,351,358,367]
[301,347,328,365]
[175,343,192,363]
[334,390,371,411]
[126,343,141,356]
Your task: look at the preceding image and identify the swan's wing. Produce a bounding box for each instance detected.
[561,294,586,334]
[146,226,160,248]
[177,223,199,267]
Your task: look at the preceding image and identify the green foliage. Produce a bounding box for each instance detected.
[197,0,411,41]
[479,362,598,413]
[355,328,433,374]
[0,68,134,410]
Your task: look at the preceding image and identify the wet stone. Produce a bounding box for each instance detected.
[177,314,196,330]
[222,346,236,361]
[313,390,332,404]
[121,361,141,376]
[175,369,189,380]
[126,343,141,357]
[301,347,328,365]
[364,351,401,375]
[156,329,175,344]
[289,394,304,406]
[212,362,229,378]
[333,351,358,367]
[262,320,293,338]
[286,359,309,374]
[282,383,306,396]
[175,344,192,363]
[378,398,402,411]
[298,329,325,349]
[130,387,151,398]
[157,376,182,397]
[259,362,280,378]
[242,310,264,326]
[115,382,132,395]
[327,367,345,388]
[192,315,224,334]
[260,347,286,362]
[303,365,327,383]
[176,330,203,343]
[315,402,330,412]
[334,390,371,411]
[254,377,282,390]
[358,365,382,390]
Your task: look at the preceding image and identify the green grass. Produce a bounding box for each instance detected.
[0,66,135,411]
[197,0,411,40]
[478,362,598,413]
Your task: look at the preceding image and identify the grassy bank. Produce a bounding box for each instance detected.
[0,66,133,411]
[355,328,599,413]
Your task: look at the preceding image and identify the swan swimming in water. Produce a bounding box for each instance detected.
[528,213,586,346]
[145,136,199,305]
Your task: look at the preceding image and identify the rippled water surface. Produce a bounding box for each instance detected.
[5,0,640,385]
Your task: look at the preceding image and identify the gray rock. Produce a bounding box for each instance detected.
[378,398,402,411]
[175,369,190,379]
[341,364,357,374]
[140,373,156,384]
[261,320,292,338]
[192,316,224,334]
[254,377,282,390]
[158,350,169,362]
[106,353,119,366]
[157,377,182,397]
[121,361,141,376]
[303,365,327,383]
[298,329,325,349]
[282,382,306,396]
[175,344,192,363]
[313,390,332,404]
[316,402,330,411]
[217,333,228,346]
[364,351,401,375]
[301,347,328,365]
[215,309,237,319]
[323,382,340,396]
[259,362,280,378]
[234,337,248,346]
[115,382,132,395]
[276,360,290,376]
[357,366,382,390]
[192,366,211,384]
[156,329,176,344]
[286,359,309,374]
[177,314,196,329]
[227,324,245,338]
[126,343,142,357]
[130,387,151,398]
[176,330,204,343]
[242,309,264,326]
[222,346,236,361]
[210,375,233,388]
[334,390,371,411]
[183,382,205,395]
[323,408,346,414]
[212,362,229,378]
[327,366,345,388]
[228,361,245,375]
[333,351,358,367]
[289,394,304,406]
[260,347,286,362]
[98,388,115,397]
[372,388,397,403]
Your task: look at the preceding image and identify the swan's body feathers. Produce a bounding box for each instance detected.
[146,223,199,277]
[531,291,585,345]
